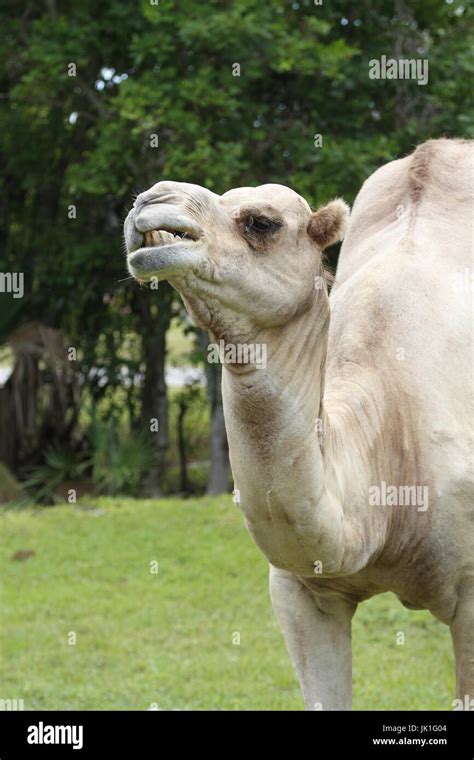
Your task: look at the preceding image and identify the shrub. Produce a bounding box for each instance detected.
[89,419,154,496]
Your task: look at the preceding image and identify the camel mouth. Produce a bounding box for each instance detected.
[127,227,204,282]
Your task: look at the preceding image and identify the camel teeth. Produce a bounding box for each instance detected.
[143,229,196,247]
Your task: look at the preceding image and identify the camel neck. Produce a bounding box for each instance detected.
[221,296,349,575]
[221,290,418,577]
[222,296,328,459]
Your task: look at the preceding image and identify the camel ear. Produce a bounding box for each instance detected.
[307,199,350,250]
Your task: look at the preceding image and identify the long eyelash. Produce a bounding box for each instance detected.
[245,216,255,233]
[244,216,282,233]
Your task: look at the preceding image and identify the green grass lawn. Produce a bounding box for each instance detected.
[0,497,454,710]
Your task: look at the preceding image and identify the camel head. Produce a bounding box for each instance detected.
[125,181,349,343]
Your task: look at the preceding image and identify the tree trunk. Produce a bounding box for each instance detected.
[177,398,189,494]
[134,284,173,497]
[197,331,230,495]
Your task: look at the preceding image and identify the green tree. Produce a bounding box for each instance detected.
[1,0,472,490]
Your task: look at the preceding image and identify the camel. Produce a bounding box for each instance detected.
[124,138,473,710]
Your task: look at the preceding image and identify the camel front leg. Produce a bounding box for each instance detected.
[269,565,356,710]
[450,583,474,709]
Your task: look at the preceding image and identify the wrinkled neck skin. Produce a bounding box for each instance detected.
[222,296,394,579]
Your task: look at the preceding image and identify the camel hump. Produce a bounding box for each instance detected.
[407,138,474,206]
[335,138,474,285]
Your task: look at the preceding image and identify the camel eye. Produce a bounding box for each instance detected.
[246,216,277,234]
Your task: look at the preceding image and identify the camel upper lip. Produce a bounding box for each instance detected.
[125,203,204,254]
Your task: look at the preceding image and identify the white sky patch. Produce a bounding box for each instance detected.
[95,70,128,90]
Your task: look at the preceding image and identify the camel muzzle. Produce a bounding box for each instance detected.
[124,180,221,282]
[125,210,204,282]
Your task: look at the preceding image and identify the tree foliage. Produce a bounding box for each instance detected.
[0,0,472,487]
